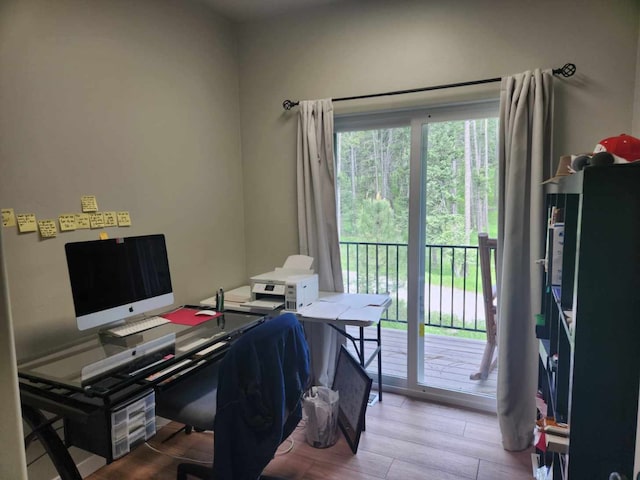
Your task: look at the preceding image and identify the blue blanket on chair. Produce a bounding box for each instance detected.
[213,312,310,480]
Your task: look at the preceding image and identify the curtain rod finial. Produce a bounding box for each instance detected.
[282,99,299,110]
[553,63,576,77]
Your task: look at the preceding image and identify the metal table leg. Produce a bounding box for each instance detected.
[22,404,82,480]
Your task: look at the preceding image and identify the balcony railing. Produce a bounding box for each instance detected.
[340,241,487,334]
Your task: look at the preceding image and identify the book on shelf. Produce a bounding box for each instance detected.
[544,206,564,285]
[548,206,564,226]
[548,224,564,286]
[545,432,569,454]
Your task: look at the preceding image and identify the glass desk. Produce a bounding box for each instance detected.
[18,311,264,480]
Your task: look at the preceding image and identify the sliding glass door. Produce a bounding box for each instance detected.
[336,101,499,407]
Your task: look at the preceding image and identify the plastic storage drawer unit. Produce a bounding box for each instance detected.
[111,390,156,459]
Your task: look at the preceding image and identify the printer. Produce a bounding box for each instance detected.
[248,255,319,313]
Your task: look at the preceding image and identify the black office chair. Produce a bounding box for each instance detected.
[156,312,311,480]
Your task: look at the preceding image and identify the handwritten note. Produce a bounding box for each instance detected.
[89,212,105,229]
[76,213,90,229]
[38,220,57,238]
[17,213,37,233]
[81,195,99,212]
[58,214,77,232]
[2,208,16,227]
[117,211,131,227]
[103,211,117,227]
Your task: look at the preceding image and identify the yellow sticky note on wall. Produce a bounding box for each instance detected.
[17,213,37,233]
[2,208,16,227]
[117,211,131,227]
[76,213,90,229]
[81,195,99,213]
[58,214,77,232]
[89,212,105,229]
[103,211,117,227]
[38,220,57,238]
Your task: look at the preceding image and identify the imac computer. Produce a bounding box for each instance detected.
[65,234,174,331]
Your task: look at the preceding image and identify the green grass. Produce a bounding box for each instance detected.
[381,316,486,340]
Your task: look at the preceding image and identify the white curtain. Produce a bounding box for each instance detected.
[296,99,344,387]
[497,69,554,451]
[0,223,28,479]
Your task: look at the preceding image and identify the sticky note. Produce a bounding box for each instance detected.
[2,208,16,227]
[58,214,77,232]
[117,211,131,227]
[17,213,37,233]
[99,231,109,240]
[103,211,117,227]
[89,212,105,229]
[38,220,57,238]
[81,195,99,212]
[76,213,90,229]
[419,323,425,338]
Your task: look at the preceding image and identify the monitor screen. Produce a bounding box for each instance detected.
[65,234,174,331]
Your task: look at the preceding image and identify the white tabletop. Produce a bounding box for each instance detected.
[296,292,391,327]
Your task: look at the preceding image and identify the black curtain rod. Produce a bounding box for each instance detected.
[282,62,576,110]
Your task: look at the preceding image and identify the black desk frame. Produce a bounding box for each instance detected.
[18,312,264,480]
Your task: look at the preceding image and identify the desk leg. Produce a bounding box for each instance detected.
[22,404,82,480]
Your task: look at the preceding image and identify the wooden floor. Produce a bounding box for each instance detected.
[86,392,532,480]
[345,326,497,397]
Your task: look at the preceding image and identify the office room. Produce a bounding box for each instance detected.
[1,0,639,479]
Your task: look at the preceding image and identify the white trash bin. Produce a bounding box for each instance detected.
[302,386,339,448]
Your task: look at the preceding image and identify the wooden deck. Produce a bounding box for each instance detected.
[345,326,497,398]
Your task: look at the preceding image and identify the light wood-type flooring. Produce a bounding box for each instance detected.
[86,392,533,480]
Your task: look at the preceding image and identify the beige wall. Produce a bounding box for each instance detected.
[0,0,246,359]
[237,0,640,276]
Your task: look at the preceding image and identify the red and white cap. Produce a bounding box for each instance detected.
[594,134,640,163]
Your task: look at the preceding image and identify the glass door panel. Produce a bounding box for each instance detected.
[417,114,498,398]
[335,101,498,407]
[336,127,410,381]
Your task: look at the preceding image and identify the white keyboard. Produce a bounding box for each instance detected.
[105,316,170,337]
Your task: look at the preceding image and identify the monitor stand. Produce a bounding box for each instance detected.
[99,332,144,350]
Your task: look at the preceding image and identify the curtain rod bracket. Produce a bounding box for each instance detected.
[553,63,576,78]
[282,62,576,110]
[282,99,299,111]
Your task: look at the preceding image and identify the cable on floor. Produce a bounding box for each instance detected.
[144,441,212,465]
[274,437,295,456]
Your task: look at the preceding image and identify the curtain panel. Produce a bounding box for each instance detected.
[497,69,554,451]
[296,99,344,387]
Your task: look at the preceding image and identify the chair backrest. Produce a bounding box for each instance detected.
[213,313,310,480]
[478,233,498,324]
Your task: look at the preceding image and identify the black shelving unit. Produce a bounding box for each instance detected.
[537,164,640,480]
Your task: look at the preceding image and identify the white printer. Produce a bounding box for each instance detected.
[248,255,319,313]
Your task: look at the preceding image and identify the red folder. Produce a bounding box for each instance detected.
[162,307,222,326]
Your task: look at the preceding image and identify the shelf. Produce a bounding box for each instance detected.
[550,286,573,344]
[538,338,550,366]
[540,164,640,480]
[538,339,556,418]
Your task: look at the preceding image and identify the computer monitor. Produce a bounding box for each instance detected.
[65,234,174,331]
